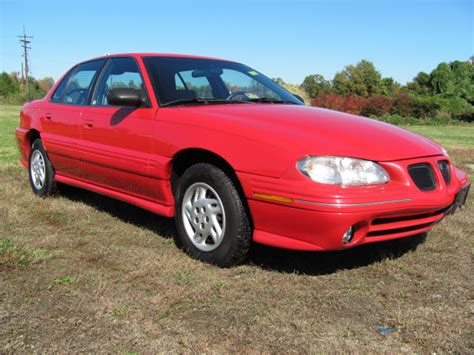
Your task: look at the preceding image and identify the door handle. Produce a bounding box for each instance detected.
[84,120,94,128]
[45,113,52,120]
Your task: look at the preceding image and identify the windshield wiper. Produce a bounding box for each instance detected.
[161,98,248,107]
[247,97,299,104]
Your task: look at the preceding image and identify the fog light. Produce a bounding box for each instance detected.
[342,226,354,244]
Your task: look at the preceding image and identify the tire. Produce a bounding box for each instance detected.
[28,139,58,197]
[174,163,252,266]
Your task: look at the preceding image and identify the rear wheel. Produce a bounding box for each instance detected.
[174,163,252,266]
[28,139,58,197]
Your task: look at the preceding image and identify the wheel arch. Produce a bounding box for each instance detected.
[24,129,41,158]
[26,129,41,145]
[171,148,239,192]
[170,148,252,225]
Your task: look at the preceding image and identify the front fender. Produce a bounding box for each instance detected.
[151,120,294,179]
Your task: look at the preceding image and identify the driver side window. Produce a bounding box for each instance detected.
[93,57,145,106]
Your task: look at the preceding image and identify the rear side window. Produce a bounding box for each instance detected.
[59,60,104,105]
[51,69,74,103]
[92,57,146,106]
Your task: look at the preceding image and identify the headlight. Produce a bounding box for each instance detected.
[296,156,390,186]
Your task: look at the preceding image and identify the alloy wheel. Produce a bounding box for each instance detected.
[181,182,226,252]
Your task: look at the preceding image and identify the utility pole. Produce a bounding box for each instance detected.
[17,27,33,100]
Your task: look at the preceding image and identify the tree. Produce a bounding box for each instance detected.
[449,60,474,102]
[9,71,21,85]
[332,60,383,97]
[0,72,19,97]
[272,77,285,85]
[381,77,400,96]
[301,74,332,98]
[405,71,431,95]
[430,62,455,96]
[38,77,55,93]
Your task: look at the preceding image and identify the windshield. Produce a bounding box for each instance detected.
[142,56,302,107]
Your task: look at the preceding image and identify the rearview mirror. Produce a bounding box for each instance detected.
[107,88,145,107]
[192,68,224,78]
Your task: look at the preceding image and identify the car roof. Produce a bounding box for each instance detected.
[83,53,234,63]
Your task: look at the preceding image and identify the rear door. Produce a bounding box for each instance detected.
[79,57,156,200]
[41,59,105,177]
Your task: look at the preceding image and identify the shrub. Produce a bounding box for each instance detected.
[312,94,366,115]
[456,112,474,122]
[341,95,366,115]
[411,96,441,119]
[434,96,473,118]
[391,93,413,117]
[361,95,392,117]
[312,94,344,111]
[0,92,28,105]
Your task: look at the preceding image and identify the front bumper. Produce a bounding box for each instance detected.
[238,156,470,251]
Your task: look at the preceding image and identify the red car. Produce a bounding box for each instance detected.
[16,53,470,266]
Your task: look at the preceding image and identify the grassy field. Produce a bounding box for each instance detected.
[0,104,473,352]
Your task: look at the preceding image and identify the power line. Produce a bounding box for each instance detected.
[17,26,33,100]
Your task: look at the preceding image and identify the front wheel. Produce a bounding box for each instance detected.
[174,163,252,266]
[28,139,58,197]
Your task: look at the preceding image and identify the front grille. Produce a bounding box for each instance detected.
[408,163,436,191]
[438,160,451,185]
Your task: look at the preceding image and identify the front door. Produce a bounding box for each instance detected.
[79,57,155,200]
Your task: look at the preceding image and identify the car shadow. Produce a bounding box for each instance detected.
[248,234,426,275]
[58,185,426,275]
[110,107,137,126]
[59,184,176,239]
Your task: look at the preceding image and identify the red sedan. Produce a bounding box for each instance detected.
[16,53,470,266]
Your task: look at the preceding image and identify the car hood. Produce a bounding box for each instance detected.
[164,104,443,162]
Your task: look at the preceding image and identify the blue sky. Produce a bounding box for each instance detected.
[0,0,472,84]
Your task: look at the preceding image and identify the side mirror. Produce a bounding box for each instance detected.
[292,94,305,104]
[107,88,145,107]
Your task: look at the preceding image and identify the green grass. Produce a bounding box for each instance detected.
[0,239,52,270]
[403,125,474,149]
[403,125,474,178]
[0,105,473,352]
[0,105,21,164]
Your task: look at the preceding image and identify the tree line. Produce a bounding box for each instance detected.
[0,71,54,104]
[296,58,474,123]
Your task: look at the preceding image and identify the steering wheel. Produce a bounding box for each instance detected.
[63,88,87,104]
[227,91,251,101]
